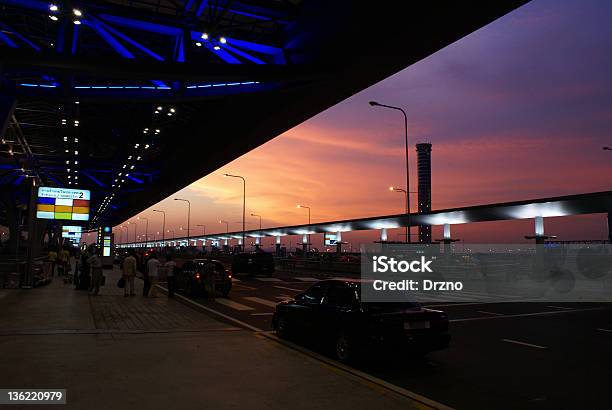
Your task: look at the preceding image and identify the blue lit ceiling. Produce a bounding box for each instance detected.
[0,1,530,228]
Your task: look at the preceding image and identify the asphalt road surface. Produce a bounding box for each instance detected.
[172,271,612,410]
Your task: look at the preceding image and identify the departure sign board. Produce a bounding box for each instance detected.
[61,225,83,239]
[324,233,339,246]
[36,187,90,221]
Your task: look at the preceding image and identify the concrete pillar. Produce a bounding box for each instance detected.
[380,228,388,242]
[443,224,451,241]
[608,212,612,243]
[443,223,451,254]
[275,236,282,256]
[535,216,545,245]
[336,231,342,255]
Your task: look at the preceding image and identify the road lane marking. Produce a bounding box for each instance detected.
[476,310,504,316]
[450,307,607,323]
[251,312,274,316]
[233,284,257,290]
[502,338,547,349]
[423,302,494,308]
[243,297,278,308]
[215,298,255,311]
[274,285,304,292]
[231,278,241,282]
[294,277,319,282]
[546,305,573,310]
[255,277,284,282]
[597,328,612,333]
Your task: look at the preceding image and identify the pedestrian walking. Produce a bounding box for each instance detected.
[146,252,160,297]
[87,248,103,296]
[122,250,137,297]
[164,255,177,298]
[48,248,57,277]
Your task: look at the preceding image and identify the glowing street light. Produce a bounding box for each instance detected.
[153,209,166,244]
[370,101,411,243]
[174,198,191,242]
[223,173,246,251]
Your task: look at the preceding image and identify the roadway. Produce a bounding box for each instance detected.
[170,270,612,410]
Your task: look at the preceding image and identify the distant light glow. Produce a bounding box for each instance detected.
[49,4,58,12]
[73,20,81,25]
[201,32,209,40]
[219,37,227,44]
[73,8,82,16]
[49,15,58,21]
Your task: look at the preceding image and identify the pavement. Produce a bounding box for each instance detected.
[0,267,434,410]
[174,270,612,410]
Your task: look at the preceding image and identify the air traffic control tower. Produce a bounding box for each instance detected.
[416,143,432,243]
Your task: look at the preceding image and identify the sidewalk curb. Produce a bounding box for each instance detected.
[260,331,455,410]
[156,284,455,410]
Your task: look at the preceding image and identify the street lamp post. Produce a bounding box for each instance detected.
[138,216,148,246]
[174,198,191,243]
[251,213,262,230]
[153,209,166,245]
[388,186,416,243]
[219,220,229,233]
[370,101,411,243]
[223,173,246,251]
[127,221,137,243]
[297,204,311,252]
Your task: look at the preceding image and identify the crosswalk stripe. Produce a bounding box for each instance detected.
[215,298,255,311]
[274,285,304,292]
[243,297,278,308]
[294,277,319,282]
[255,277,284,282]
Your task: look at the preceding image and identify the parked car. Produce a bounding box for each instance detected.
[272,279,450,363]
[231,252,275,276]
[177,259,232,297]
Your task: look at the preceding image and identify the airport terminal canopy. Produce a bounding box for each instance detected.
[0,0,528,229]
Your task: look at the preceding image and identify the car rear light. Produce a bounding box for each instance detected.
[195,272,201,279]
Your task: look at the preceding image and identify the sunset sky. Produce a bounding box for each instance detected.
[117,0,612,249]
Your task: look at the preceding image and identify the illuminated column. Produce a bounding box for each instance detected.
[302,234,308,253]
[255,236,261,251]
[275,235,282,256]
[443,223,452,254]
[608,212,612,243]
[380,228,388,242]
[336,231,342,255]
[535,216,545,245]
[443,224,451,241]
